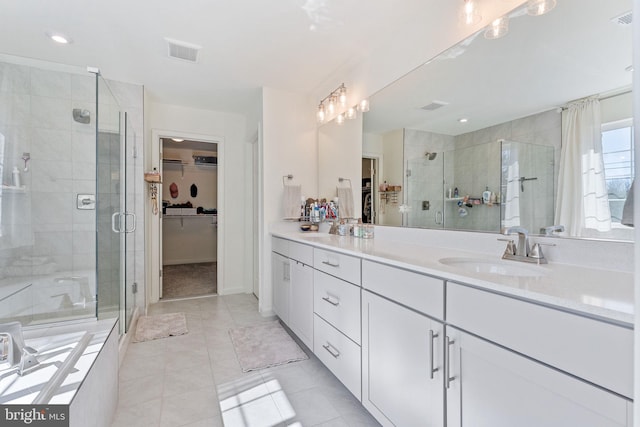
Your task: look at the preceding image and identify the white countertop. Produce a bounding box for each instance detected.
[272,230,634,327]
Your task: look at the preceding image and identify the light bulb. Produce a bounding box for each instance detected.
[484,15,509,40]
[346,106,357,120]
[462,0,481,25]
[339,86,347,107]
[336,113,345,125]
[526,0,556,16]
[358,99,370,112]
[328,96,336,114]
[317,103,326,123]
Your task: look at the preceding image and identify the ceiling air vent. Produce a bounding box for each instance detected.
[421,101,449,111]
[165,38,201,63]
[611,11,632,26]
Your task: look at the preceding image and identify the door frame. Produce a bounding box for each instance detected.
[362,153,381,224]
[148,129,225,305]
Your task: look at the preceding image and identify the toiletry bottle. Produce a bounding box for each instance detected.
[482,186,491,203]
[453,187,459,198]
[12,166,21,188]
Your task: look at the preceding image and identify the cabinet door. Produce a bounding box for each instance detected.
[289,260,314,350]
[446,327,632,427]
[362,290,444,427]
[272,253,290,325]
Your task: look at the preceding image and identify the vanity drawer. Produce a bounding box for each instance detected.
[362,260,444,320]
[289,241,313,265]
[314,269,361,344]
[314,314,361,401]
[272,236,289,257]
[313,248,361,285]
[447,282,634,399]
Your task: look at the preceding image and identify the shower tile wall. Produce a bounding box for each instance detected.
[403,109,560,232]
[0,61,97,323]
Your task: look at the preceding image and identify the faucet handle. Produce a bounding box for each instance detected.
[497,238,516,256]
[529,242,555,263]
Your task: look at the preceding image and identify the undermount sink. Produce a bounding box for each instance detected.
[438,257,547,278]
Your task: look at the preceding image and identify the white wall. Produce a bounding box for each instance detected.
[146,102,252,299]
[260,87,317,315]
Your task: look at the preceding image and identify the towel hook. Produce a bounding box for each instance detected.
[282,174,294,186]
[338,177,352,188]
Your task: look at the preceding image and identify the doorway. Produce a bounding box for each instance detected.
[362,157,378,223]
[160,138,219,299]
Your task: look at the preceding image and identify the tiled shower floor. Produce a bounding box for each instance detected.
[111,294,380,426]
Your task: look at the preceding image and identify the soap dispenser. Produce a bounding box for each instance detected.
[482,186,491,203]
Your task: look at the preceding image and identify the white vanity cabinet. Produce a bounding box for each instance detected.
[312,247,362,400]
[271,249,290,324]
[445,326,632,427]
[271,237,314,350]
[446,282,633,426]
[361,260,445,426]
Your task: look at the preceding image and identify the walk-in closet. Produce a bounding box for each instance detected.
[161,138,218,299]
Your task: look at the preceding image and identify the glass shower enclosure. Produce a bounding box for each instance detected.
[0,55,136,334]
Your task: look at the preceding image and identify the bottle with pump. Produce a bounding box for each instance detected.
[12,166,21,188]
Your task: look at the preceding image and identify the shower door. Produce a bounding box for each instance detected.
[405,155,444,229]
[96,77,136,334]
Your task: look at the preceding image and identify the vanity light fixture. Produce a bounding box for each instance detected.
[358,99,370,112]
[346,106,357,120]
[328,96,336,115]
[484,15,509,39]
[526,0,556,16]
[336,113,346,125]
[462,0,481,25]
[317,83,348,123]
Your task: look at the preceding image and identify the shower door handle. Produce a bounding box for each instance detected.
[124,212,137,233]
[111,212,124,233]
[435,211,443,225]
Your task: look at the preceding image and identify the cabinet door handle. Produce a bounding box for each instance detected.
[321,260,340,268]
[429,329,439,379]
[445,336,456,389]
[322,295,340,306]
[322,343,340,358]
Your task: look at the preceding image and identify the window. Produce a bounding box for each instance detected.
[601,119,634,224]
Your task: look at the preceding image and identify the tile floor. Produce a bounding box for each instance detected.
[111,294,381,427]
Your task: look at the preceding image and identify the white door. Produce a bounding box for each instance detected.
[272,253,290,324]
[289,260,313,349]
[445,326,632,427]
[362,290,444,427]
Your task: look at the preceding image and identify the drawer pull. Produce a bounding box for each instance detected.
[322,295,340,306]
[445,336,456,389]
[429,329,439,379]
[322,343,340,359]
[321,260,340,268]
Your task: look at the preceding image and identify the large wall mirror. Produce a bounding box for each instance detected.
[359,0,633,241]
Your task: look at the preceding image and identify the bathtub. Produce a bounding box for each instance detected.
[0,318,118,427]
[0,270,96,325]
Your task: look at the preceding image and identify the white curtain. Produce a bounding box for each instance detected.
[555,97,611,236]
[502,142,521,228]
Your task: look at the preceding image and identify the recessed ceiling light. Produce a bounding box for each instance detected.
[171,138,184,142]
[458,118,469,123]
[46,32,72,44]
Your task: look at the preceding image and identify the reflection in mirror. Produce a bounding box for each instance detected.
[361,0,633,240]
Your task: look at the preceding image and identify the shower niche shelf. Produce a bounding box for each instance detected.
[1,184,26,193]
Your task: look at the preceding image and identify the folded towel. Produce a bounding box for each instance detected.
[283,184,302,219]
[337,187,355,219]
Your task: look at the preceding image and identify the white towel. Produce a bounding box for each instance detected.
[283,184,301,219]
[337,187,355,219]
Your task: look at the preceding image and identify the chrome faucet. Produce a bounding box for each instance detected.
[540,225,565,236]
[500,227,553,265]
[0,322,39,375]
[503,226,530,257]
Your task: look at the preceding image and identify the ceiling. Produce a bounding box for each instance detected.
[364,0,633,136]
[0,0,450,116]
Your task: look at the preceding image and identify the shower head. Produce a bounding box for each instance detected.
[72,108,91,124]
[425,152,437,160]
